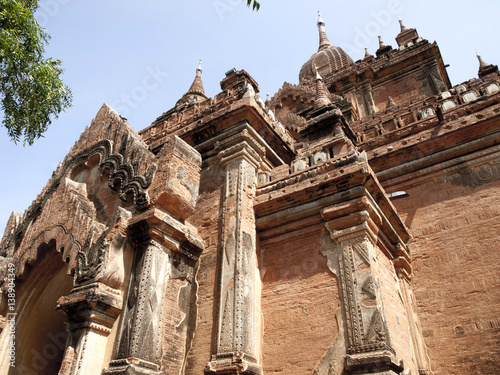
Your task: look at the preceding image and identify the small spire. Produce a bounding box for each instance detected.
[265,92,271,108]
[378,35,386,49]
[476,50,489,69]
[395,18,419,47]
[317,11,331,51]
[185,60,207,99]
[314,64,322,81]
[313,64,331,109]
[476,50,499,78]
[398,17,407,32]
[364,46,373,60]
[317,11,325,26]
[376,34,393,57]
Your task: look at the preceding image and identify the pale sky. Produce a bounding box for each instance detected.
[1,0,499,233]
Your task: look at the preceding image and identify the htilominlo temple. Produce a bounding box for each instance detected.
[1,13,499,375]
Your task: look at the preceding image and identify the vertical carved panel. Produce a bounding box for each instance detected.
[216,159,260,357]
[207,128,263,375]
[129,240,169,362]
[338,240,365,350]
[338,235,393,355]
[106,239,170,374]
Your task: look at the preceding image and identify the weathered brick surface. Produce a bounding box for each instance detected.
[392,178,500,374]
[260,226,339,374]
[184,166,224,375]
[375,243,418,372]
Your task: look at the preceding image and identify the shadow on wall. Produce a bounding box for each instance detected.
[7,241,73,375]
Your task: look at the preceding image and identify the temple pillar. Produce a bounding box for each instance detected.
[205,123,264,375]
[57,283,123,375]
[321,196,405,375]
[104,238,168,374]
[103,209,203,375]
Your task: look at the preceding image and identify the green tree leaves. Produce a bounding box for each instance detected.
[0,0,72,145]
[245,0,260,11]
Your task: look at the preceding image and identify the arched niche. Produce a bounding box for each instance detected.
[5,240,73,375]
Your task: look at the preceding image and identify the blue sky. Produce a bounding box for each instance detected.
[1,0,500,233]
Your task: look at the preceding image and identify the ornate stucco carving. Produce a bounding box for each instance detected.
[439,159,500,187]
[320,193,407,373]
[0,131,156,283]
[207,124,264,375]
[75,207,132,289]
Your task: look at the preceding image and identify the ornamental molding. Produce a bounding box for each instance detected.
[2,134,156,258]
[438,158,500,187]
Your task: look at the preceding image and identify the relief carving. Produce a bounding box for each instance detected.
[3,135,156,273]
[338,241,365,350]
[76,223,108,285]
[207,132,263,374]
[440,160,500,187]
[324,234,393,357]
[75,207,131,289]
[110,238,170,372]
[366,308,388,345]
[361,276,377,298]
[99,133,157,210]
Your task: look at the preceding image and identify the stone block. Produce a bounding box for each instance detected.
[149,135,201,221]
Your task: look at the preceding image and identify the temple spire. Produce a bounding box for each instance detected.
[476,50,489,69]
[376,34,392,57]
[364,46,373,60]
[378,35,387,49]
[398,16,407,32]
[185,60,207,98]
[313,64,331,109]
[476,50,499,78]
[395,18,419,47]
[317,12,331,51]
[265,92,271,108]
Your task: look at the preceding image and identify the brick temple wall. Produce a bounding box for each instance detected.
[392,175,500,374]
[260,225,339,374]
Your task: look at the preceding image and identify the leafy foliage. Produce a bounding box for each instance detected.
[245,0,260,11]
[0,0,72,145]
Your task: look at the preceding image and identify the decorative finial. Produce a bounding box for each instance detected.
[476,50,499,78]
[378,35,386,48]
[313,68,331,109]
[314,64,322,81]
[182,59,207,101]
[476,50,489,69]
[398,17,407,32]
[317,11,325,26]
[364,45,373,60]
[317,11,331,51]
[265,92,272,110]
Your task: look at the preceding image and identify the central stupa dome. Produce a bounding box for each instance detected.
[299,13,354,84]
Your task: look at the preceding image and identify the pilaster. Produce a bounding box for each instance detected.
[205,123,264,375]
[321,196,405,375]
[104,208,203,375]
[56,283,123,375]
